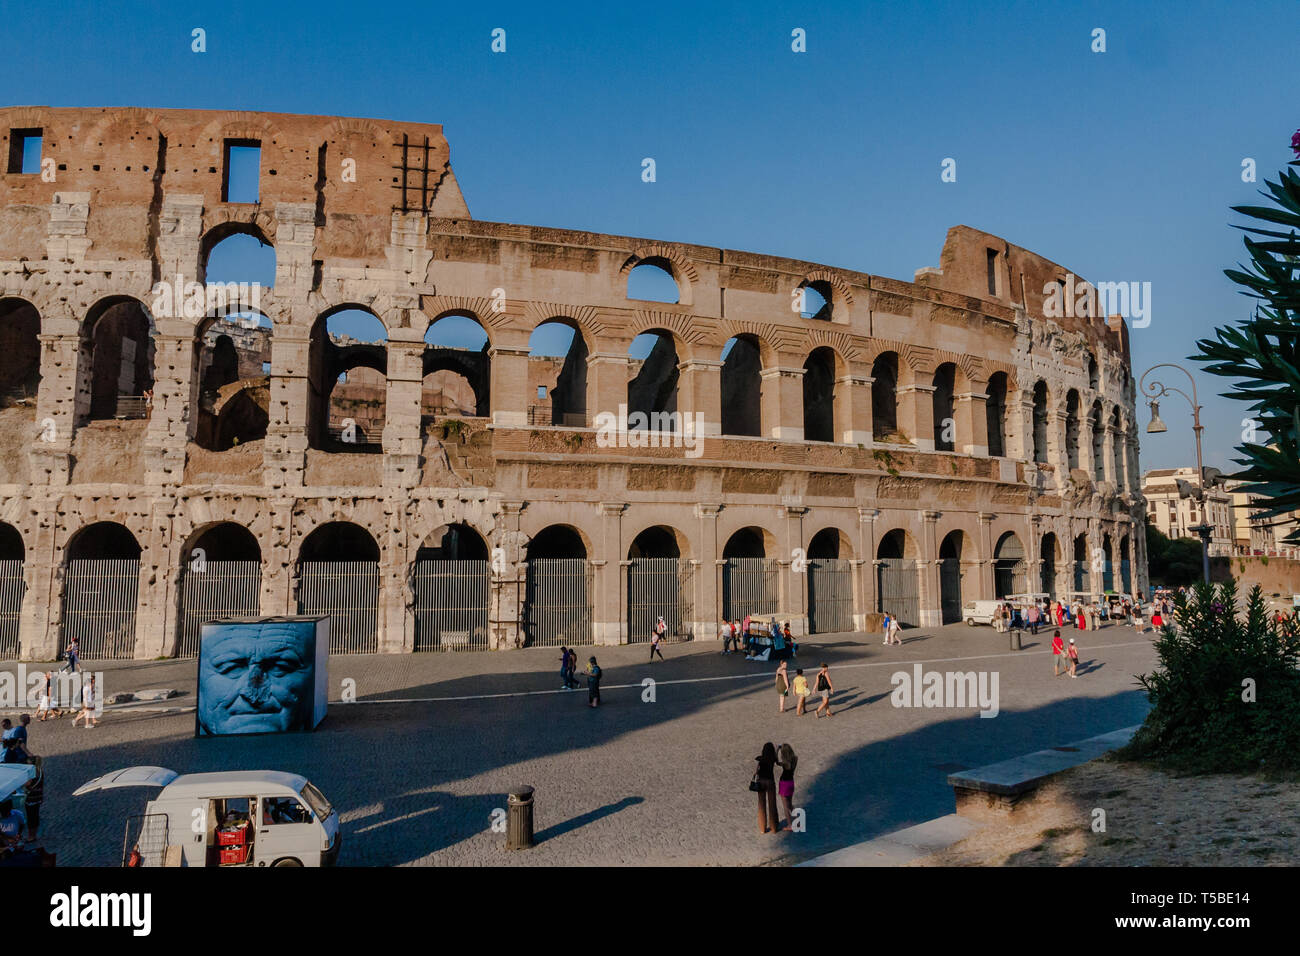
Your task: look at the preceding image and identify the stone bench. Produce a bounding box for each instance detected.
[947,725,1140,821]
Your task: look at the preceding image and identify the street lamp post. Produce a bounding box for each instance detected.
[1140,363,1212,585]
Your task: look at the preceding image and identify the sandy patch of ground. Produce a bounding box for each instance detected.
[910,756,1298,866]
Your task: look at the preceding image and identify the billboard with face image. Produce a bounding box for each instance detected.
[196,617,329,736]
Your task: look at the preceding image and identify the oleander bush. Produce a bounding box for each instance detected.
[1121,582,1300,773]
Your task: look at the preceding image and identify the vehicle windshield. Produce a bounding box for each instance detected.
[299,781,333,819]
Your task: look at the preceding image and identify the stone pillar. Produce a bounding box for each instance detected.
[858,507,879,616]
[587,350,631,429]
[836,373,873,445]
[490,501,526,649]
[899,383,936,451]
[265,326,309,490]
[595,502,625,645]
[977,512,996,599]
[1103,424,1119,486]
[28,324,79,487]
[383,335,424,489]
[919,510,942,626]
[262,501,295,617]
[782,505,808,635]
[377,497,409,654]
[1080,415,1096,482]
[134,498,179,659]
[761,365,804,441]
[144,325,192,487]
[694,503,722,638]
[954,390,989,457]
[489,344,531,428]
[1049,410,1069,477]
[18,496,59,660]
[677,358,722,438]
[1009,393,1035,462]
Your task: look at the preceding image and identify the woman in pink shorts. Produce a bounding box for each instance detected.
[777,743,798,831]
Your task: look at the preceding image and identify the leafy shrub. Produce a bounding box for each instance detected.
[1121,582,1300,773]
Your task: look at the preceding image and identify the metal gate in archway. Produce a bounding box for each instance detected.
[627,558,694,643]
[722,558,779,621]
[1041,557,1056,599]
[808,558,853,633]
[525,558,592,647]
[297,561,379,653]
[414,559,490,651]
[939,559,964,624]
[177,560,262,658]
[1102,560,1115,592]
[1121,559,1132,594]
[1073,561,1090,594]
[62,559,140,659]
[0,560,23,657]
[876,559,919,627]
[995,560,1028,599]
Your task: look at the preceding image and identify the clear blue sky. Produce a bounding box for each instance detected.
[4,0,1296,472]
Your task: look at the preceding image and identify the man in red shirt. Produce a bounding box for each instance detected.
[1051,629,1066,677]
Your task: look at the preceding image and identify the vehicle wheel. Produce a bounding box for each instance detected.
[966,618,976,627]
[273,858,303,867]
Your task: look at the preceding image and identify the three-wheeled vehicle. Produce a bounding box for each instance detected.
[73,767,340,867]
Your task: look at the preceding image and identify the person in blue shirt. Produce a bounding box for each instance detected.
[586,656,602,708]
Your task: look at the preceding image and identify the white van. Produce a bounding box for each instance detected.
[962,600,1003,626]
[74,767,340,867]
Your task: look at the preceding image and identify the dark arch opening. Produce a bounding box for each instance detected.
[194,313,273,450]
[1087,352,1099,390]
[803,347,837,442]
[723,527,767,560]
[994,531,1025,599]
[67,522,141,561]
[528,319,586,427]
[0,523,24,561]
[985,371,1007,457]
[871,353,899,440]
[1065,390,1081,470]
[189,522,260,562]
[877,528,908,560]
[1090,401,1105,480]
[1040,532,1059,597]
[627,330,679,430]
[417,522,489,561]
[300,522,380,563]
[629,526,681,560]
[527,525,587,560]
[720,335,763,437]
[808,527,842,560]
[1032,381,1050,464]
[798,280,832,320]
[83,298,155,422]
[0,298,41,407]
[939,530,965,624]
[932,363,957,451]
[425,313,490,421]
[308,308,388,451]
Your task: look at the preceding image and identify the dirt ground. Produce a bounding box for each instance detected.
[910,756,1299,866]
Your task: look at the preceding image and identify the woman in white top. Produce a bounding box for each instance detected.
[72,675,97,729]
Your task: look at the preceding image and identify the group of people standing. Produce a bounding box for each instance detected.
[752,742,799,833]
[720,616,798,661]
[0,715,45,852]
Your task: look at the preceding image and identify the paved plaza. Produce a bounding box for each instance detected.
[5,623,1157,866]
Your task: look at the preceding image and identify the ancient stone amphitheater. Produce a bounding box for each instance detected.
[0,106,1146,660]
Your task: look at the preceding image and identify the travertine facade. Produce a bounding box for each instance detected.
[0,106,1147,659]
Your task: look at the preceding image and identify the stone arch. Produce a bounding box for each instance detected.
[722,525,776,559]
[720,333,768,437]
[424,311,490,419]
[308,305,389,450]
[0,296,42,408]
[622,246,697,307]
[416,522,490,561]
[199,220,276,281]
[871,351,900,440]
[1032,380,1050,463]
[877,527,919,560]
[985,370,1009,458]
[993,531,1026,599]
[79,295,156,422]
[627,327,681,429]
[803,345,843,442]
[527,316,588,427]
[627,524,689,560]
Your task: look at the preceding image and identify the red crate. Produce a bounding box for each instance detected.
[218,844,249,865]
[216,827,247,847]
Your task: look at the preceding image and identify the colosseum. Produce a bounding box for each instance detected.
[0,106,1147,660]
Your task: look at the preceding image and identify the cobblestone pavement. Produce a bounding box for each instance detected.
[3,623,1156,866]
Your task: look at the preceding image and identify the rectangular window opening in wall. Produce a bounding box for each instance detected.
[7,128,42,174]
[986,249,998,296]
[222,139,262,203]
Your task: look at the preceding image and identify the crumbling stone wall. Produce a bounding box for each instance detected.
[0,106,1146,657]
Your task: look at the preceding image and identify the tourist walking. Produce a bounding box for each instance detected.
[650,627,665,661]
[1151,605,1164,629]
[1067,638,1080,678]
[61,635,80,674]
[753,742,779,834]
[586,656,602,708]
[1051,629,1065,676]
[814,662,834,718]
[1027,602,1040,635]
[881,611,892,645]
[72,675,97,728]
[566,647,580,688]
[1133,602,1145,634]
[777,743,798,831]
[559,646,572,689]
[721,619,735,654]
[793,668,811,715]
[886,614,902,645]
[36,672,55,720]
[775,660,790,713]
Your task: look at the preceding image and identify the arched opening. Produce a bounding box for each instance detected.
[414,523,490,652]
[627,330,679,432]
[1032,381,1050,464]
[625,257,680,304]
[81,297,155,422]
[985,371,1007,457]
[178,522,262,657]
[939,530,966,624]
[62,521,142,659]
[798,280,832,320]
[808,528,853,633]
[1072,533,1090,594]
[722,526,777,622]
[871,352,899,441]
[876,529,919,627]
[720,335,763,437]
[200,225,276,289]
[0,298,41,408]
[0,523,24,657]
[1065,390,1081,470]
[528,319,587,427]
[1119,535,1132,594]
[932,362,957,452]
[1101,533,1115,592]
[1087,352,1099,390]
[1090,401,1105,481]
[194,312,273,450]
[802,347,837,443]
[1109,408,1125,488]
[524,525,591,648]
[308,308,388,452]
[1040,532,1059,599]
[424,313,490,422]
[297,522,380,653]
[627,526,692,643]
[993,531,1026,599]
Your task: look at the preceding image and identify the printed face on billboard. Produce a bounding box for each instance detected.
[198,621,315,735]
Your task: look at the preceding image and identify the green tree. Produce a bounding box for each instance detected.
[1193,130,1300,540]
[1145,518,1205,587]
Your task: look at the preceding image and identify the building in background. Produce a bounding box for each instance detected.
[1227,478,1300,558]
[1142,468,1234,556]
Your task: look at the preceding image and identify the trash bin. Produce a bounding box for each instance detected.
[1009,628,1022,650]
[506,786,535,850]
